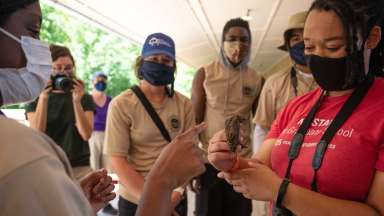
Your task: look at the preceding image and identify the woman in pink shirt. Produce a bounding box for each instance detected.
[208,0,384,215]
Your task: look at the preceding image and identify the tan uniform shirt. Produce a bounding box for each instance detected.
[253,67,317,130]
[104,89,195,203]
[201,60,263,158]
[0,116,92,216]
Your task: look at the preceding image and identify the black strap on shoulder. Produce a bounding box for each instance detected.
[131,85,172,142]
[290,67,298,97]
[310,74,374,190]
[284,90,325,180]
[284,74,374,189]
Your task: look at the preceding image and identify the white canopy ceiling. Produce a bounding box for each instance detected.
[46,0,313,74]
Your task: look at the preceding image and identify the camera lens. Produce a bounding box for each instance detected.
[59,78,71,91]
[54,76,73,93]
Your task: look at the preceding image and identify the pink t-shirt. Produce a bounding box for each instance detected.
[267,78,384,202]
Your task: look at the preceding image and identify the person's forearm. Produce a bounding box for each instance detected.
[73,100,93,140]
[135,178,173,216]
[31,97,49,132]
[283,183,381,216]
[192,99,205,124]
[251,138,276,167]
[112,158,145,201]
[195,104,205,124]
[191,68,206,124]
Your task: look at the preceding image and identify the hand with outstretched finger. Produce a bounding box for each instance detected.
[148,123,208,191]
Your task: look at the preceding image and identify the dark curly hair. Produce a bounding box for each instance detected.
[309,0,384,84]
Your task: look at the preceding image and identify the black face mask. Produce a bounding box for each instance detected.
[306,55,361,91]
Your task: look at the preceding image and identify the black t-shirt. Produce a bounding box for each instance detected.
[25,92,95,167]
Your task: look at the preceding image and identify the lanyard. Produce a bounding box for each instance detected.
[284,75,374,191]
[290,67,298,97]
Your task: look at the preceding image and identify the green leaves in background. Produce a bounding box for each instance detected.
[40,1,196,98]
[40,2,139,97]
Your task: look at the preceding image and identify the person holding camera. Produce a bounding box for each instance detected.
[26,44,95,180]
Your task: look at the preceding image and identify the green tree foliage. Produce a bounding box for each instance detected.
[2,1,197,111]
[39,2,196,98]
[40,3,139,97]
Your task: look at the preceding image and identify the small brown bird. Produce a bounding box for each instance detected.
[225,115,244,152]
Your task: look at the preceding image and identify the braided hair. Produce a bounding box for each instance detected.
[365,1,384,75]
[349,0,384,75]
[309,0,384,84]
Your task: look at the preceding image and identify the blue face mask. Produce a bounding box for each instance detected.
[139,61,174,86]
[95,81,107,92]
[289,42,307,66]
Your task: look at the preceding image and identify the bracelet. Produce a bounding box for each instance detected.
[275,178,290,208]
[228,154,240,173]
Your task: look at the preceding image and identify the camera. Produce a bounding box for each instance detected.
[51,74,74,93]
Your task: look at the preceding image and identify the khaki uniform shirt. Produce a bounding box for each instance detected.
[104,89,195,203]
[201,60,263,158]
[253,67,317,130]
[0,116,92,216]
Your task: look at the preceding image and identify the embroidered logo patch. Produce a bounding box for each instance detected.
[149,37,172,47]
[168,115,181,131]
[243,86,256,97]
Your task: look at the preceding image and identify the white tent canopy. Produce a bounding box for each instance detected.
[46,0,313,74]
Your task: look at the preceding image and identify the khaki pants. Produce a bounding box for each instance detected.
[72,166,93,181]
[89,131,108,170]
[252,200,268,216]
